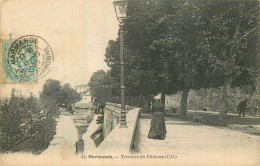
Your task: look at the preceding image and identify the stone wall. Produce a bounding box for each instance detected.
[103,103,120,138]
[97,106,141,154]
[103,103,135,138]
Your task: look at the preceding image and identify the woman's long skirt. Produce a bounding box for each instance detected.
[148,113,167,139]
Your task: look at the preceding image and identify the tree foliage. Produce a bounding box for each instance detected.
[40,79,80,111]
[0,97,25,151]
[0,80,81,153]
[101,0,259,125]
[0,93,55,153]
[89,70,118,103]
[59,83,81,108]
[196,0,260,125]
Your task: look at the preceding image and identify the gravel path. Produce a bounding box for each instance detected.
[41,114,78,156]
[133,115,260,165]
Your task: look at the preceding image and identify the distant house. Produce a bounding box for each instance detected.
[82,92,91,103]
[74,84,92,110]
[74,84,90,94]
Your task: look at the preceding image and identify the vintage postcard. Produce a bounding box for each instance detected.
[0,0,260,165]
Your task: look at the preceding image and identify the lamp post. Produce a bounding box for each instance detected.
[113,0,127,128]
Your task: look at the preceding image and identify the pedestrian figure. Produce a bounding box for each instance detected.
[252,99,260,115]
[170,108,177,117]
[238,99,247,117]
[99,102,106,114]
[148,97,167,140]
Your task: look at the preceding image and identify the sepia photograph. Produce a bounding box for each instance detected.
[0,0,259,165]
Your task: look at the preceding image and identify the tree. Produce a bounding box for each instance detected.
[59,83,81,109]
[124,0,259,122]
[0,92,41,152]
[147,0,209,117]
[196,0,260,125]
[40,79,80,112]
[89,70,117,103]
[40,79,62,104]
[125,0,168,97]
[123,0,210,115]
[39,79,62,117]
[0,96,24,151]
[0,85,62,153]
[103,0,259,124]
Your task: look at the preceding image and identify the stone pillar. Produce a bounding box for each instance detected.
[76,139,84,154]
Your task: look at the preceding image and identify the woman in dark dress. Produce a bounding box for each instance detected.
[148,99,167,140]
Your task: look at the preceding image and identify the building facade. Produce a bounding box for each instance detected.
[74,84,90,94]
[74,84,92,110]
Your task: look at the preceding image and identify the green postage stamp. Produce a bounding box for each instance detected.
[1,35,53,83]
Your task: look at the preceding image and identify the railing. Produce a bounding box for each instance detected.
[105,103,121,121]
[105,102,135,112]
[97,103,141,154]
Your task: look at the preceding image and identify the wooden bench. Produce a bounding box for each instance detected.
[193,115,204,123]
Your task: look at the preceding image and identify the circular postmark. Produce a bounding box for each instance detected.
[8,35,53,82]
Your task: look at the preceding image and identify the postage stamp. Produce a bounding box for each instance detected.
[1,35,53,83]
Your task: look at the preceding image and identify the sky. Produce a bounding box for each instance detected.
[0,0,119,97]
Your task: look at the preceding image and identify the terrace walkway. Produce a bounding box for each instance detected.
[132,113,260,165]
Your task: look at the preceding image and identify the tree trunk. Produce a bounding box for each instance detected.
[161,88,166,106]
[209,89,212,109]
[134,96,137,107]
[180,88,190,118]
[128,96,131,105]
[247,85,255,107]
[148,95,151,112]
[219,76,232,126]
[205,89,208,107]
[139,95,143,107]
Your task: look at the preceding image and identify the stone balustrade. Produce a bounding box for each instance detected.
[97,103,141,154]
[103,102,136,138]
